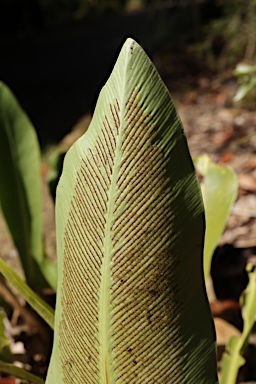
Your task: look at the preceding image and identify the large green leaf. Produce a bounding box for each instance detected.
[46,38,218,383]
[0,82,57,290]
[194,155,238,279]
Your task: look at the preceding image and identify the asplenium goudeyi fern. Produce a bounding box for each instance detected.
[46,38,218,383]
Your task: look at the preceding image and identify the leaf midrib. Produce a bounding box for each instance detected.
[100,131,123,383]
[99,64,129,383]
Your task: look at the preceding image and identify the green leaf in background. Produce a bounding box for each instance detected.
[233,76,256,102]
[0,360,45,384]
[0,82,57,290]
[0,305,15,370]
[0,311,11,352]
[46,38,218,383]
[0,310,13,364]
[220,264,256,384]
[194,154,238,279]
[234,63,256,102]
[0,258,54,330]
[45,149,66,202]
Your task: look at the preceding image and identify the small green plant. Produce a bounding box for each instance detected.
[220,264,256,384]
[234,62,256,102]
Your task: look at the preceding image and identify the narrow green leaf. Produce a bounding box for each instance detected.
[40,258,58,292]
[0,82,57,290]
[194,155,238,278]
[0,311,14,364]
[0,258,54,329]
[0,360,45,384]
[47,38,218,383]
[0,312,11,352]
[220,265,256,384]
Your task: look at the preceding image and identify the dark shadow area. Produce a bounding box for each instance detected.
[0,2,215,145]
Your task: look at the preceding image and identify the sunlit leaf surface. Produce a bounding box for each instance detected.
[47,39,218,383]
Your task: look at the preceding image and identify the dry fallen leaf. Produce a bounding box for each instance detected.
[241,157,256,172]
[239,174,256,192]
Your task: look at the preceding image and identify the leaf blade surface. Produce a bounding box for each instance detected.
[47,38,218,383]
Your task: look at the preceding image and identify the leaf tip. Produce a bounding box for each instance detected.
[124,37,140,54]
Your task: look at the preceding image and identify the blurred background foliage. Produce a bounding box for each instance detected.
[0,0,255,144]
[191,0,256,70]
[1,0,255,68]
